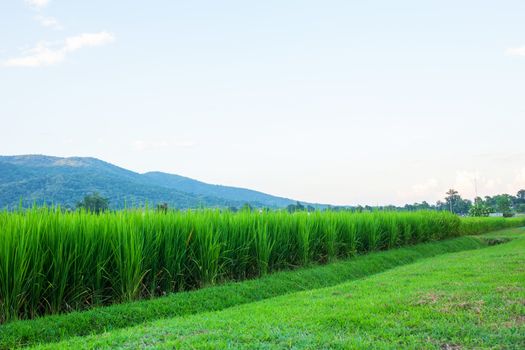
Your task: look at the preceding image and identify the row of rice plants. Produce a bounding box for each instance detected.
[0,208,523,323]
[459,216,525,235]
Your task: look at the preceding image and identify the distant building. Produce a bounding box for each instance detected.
[489,213,503,217]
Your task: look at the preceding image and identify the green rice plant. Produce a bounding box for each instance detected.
[296,215,311,266]
[361,213,381,251]
[459,216,525,235]
[324,217,338,262]
[219,211,254,280]
[110,216,144,302]
[267,211,296,270]
[385,213,400,248]
[0,215,32,322]
[335,214,359,257]
[1,207,523,323]
[399,214,414,245]
[158,213,191,293]
[188,218,222,287]
[254,220,273,276]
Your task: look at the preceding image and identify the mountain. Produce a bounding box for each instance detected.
[142,172,294,208]
[0,155,302,209]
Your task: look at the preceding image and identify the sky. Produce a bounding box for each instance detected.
[1,0,524,206]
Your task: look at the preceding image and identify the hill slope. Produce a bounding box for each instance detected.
[0,155,298,209]
[143,171,294,208]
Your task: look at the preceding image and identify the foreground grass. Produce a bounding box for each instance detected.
[33,228,525,349]
[0,234,494,349]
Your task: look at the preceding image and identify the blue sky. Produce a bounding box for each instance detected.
[1,0,524,205]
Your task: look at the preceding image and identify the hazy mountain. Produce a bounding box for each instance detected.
[0,155,301,209]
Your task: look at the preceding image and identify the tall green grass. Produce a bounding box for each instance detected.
[0,208,523,323]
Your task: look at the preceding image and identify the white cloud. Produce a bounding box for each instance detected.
[25,0,49,9]
[3,31,115,67]
[64,32,115,51]
[34,15,62,30]
[453,170,502,199]
[511,167,525,191]
[505,47,525,57]
[453,171,478,198]
[411,178,439,197]
[395,178,441,203]
[4,42,63,67]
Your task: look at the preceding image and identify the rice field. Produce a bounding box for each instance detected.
[0,208,523,323]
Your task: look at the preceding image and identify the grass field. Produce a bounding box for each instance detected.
[1,227,523,349]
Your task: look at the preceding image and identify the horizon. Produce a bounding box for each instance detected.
[2,153,523,207]
[1,1,524,206]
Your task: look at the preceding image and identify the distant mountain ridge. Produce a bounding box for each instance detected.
[0,155,309,209]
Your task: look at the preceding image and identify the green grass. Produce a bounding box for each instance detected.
[0,208,478,322]
[31,227,525,349]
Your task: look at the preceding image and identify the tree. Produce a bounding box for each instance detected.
[457,199,472,215]
[483,195,495,209]
[443,189,471,215]
[419,201,431,210]
[468,201,490,217]
[241,203,253,212]
[76,193,109,213]
[495,195,513,216]
[156,202,168,213]
[435,200,447,211]
[287,201,305,213]
[445,189,460,213]
[516,190,525,203]
[445,189,459,212]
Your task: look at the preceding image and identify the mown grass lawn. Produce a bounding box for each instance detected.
[29,228,524,349]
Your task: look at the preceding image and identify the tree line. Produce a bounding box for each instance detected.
[76,189,525,217]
